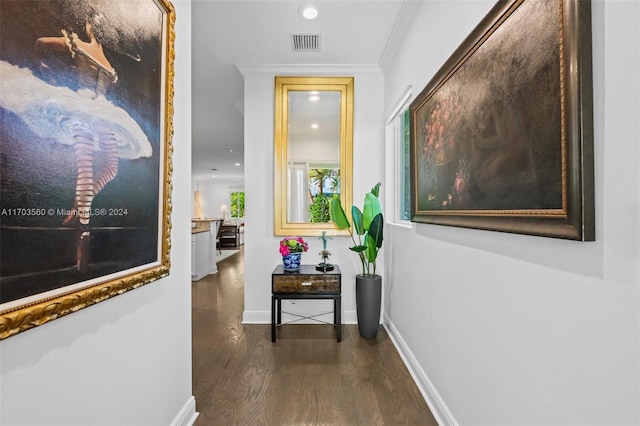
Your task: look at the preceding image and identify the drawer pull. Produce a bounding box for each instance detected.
[301,281,312,286]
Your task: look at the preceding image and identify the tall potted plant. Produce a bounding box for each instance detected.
[331,182,383,338]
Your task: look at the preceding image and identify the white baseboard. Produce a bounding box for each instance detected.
[342,310,357,324]
[383,314,457,426]
[171,395,198,426]
[242,310,269,323]
[242,310,358,324]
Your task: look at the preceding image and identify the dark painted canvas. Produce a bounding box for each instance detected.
[410,0,594,240]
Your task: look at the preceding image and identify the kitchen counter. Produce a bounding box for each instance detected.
[191,218,222,280]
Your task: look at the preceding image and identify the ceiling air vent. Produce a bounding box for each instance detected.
[290,33,321,52]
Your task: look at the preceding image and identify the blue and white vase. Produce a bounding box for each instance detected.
[282,252,302,272]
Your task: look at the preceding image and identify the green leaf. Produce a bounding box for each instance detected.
[335,183,384,276]
[368,213,384,249]
[362,193,382,231]
[370,182,381,198]
[331,198,350,229]
[352,206,364,235]
[365,234,378,263]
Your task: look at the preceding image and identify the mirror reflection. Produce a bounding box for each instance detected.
[287,90,341,223]
[274,76,353,236]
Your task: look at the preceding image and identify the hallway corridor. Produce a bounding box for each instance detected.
[192,247,437,425]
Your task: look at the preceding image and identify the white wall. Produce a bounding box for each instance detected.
[382,1,639,424]
[289,137,340,163]
[241,65,385,324]
[0,2,196,425]
[192,178,244,220]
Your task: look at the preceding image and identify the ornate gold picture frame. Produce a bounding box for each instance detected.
[0,0,176,338]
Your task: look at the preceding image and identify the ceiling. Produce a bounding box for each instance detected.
[191,0,409,183]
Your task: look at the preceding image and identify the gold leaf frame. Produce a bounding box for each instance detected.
[0,0,176,339]
[274,76,354,237]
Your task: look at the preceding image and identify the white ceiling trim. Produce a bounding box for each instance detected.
[379,0,422,73]
[236,63,382,76]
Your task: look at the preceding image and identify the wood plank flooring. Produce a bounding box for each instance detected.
[192,247,438,425]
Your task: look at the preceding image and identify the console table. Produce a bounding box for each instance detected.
[271,264,341,342]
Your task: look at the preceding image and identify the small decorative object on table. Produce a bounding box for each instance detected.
[279,236,308,272]
[316,231,334,271]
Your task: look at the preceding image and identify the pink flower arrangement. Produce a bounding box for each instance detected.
[279,236,309,256]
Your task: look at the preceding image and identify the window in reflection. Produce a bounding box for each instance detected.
[287,162,341,223]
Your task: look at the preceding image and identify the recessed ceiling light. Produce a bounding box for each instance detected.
[300,6,318,20]
[311,123,319,129]
[235,163,241,166]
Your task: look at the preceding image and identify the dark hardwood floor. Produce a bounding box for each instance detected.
[192,246,438,425]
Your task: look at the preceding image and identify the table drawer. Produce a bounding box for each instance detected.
[273,274,340,293]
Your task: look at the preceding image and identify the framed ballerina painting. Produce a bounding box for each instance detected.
[0,0,175,338]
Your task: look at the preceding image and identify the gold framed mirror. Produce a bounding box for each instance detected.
[274,76,353,236]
